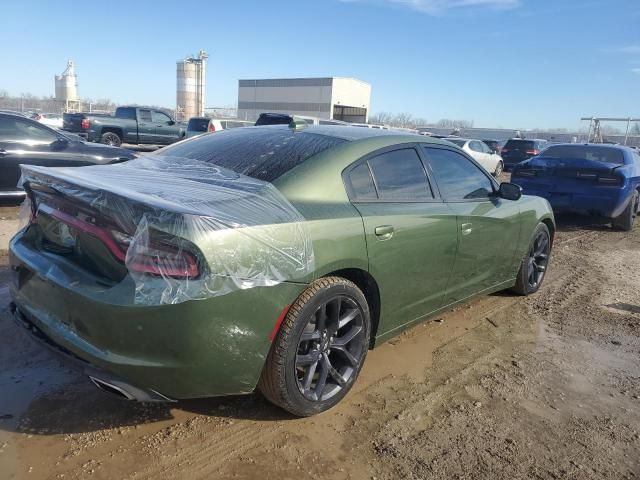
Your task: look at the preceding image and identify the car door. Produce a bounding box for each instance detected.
[151,110,177,144]
[0,115,69,193]
[346,145,459,337]
[421,145,522,304]
[136,109,154,143]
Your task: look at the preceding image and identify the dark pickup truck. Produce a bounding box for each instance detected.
[63,106,185,147]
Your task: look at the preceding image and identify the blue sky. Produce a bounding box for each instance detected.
[1,0,638,129]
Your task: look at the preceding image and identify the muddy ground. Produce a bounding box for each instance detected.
[0,212,639,480]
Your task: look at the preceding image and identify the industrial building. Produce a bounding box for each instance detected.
[237,77,371,123]
[176,50,208,121]
[54,60,79,112]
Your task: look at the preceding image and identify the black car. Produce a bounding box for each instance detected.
[254,112,293,126]
[0,113,136,200]
[482,139,504,154]
[501,138,549,170]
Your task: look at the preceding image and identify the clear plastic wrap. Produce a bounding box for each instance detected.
[19,156,314,305]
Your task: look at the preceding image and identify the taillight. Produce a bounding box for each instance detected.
[40,205,199,279]
[501,148,509,154]
[208,123,216,132]
[597,175,623,186]
[526,149,540,155]
[81,119,90,129]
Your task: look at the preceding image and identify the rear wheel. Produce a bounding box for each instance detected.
[493,160,504,177]
[612,190,639,232]
[511,223,551,295]
[259,277,370,417]
[100,131,122,147]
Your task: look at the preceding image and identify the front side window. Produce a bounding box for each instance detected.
[0,117,57,143]
[423,147,494,200]
[367,148,432,201]
[151,111,172,124]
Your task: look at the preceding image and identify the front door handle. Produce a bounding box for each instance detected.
[0,149,7,157]
[374,225,394,240]
[461,222,473,236]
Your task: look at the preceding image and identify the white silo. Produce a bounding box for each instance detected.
[176,50,208,121]
[55,60,78,104]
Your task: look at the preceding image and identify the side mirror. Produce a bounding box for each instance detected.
[168,120,175,126]
[498,182,522,201]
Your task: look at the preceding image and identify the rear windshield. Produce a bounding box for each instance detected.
[188,118,210,132]
[156,127,346,182]
[255,114,292,126]
[446,138,466,147]
[504,139,535,150]
[540,146,625,165]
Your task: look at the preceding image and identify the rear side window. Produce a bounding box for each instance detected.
[139,110,152,122]
[188,118,210,132]
[367,148,433,201]
[0,116,57,143]
[423,147,493,200]
[115,107,136,119]
[347,163,377,200]
[156,127,346,182]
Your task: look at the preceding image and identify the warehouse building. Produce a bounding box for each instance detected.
[237,77,371,123]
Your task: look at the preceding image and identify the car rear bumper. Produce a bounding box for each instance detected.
[514,179,629,218]
[9,231,306,399]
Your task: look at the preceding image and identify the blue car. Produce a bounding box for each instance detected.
[512,144,640,230]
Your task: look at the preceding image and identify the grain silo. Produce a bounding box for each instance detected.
[176,50,208,121]
[55,60,78,111]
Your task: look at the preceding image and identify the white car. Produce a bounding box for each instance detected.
[445,137,504,176]
[186,117,253,138]
[35,113,63,129]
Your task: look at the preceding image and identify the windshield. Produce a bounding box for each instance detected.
[540,145,625,165]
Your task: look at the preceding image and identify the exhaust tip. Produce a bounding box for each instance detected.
[89,376,136,401]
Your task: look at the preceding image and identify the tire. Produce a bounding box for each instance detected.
[510,223,551,296]
[611,190,639,232]
[100,131,122,147]
[259,277,371,417]
[493,161,504,177]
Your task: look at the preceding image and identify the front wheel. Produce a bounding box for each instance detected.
[100,131,122,147]
[511,223,551,295]
[612,190,639,232]
[493,160,504,177]
[259,277,371,416]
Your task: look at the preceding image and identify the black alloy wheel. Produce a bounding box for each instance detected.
[295,295,365,402]
[526,228,550,290]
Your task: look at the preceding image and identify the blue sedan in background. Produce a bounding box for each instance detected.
[512,144,640,230]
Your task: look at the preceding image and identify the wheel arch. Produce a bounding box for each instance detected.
[541,217,555,246]
[101,126,123,138]
[322,268,381,349]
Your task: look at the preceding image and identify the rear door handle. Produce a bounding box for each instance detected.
[461,222,473,236]
[374,225,394,240]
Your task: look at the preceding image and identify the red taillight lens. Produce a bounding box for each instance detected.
[81,119,90,129]
[40,205,199,279]
[526,149,539,155]
[208,123,216,132]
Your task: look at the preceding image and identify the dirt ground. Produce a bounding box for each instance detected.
[1,211,639,480]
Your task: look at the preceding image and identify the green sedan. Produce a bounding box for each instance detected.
[9,125,554,416]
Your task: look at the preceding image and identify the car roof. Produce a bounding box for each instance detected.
[506,138,547,142]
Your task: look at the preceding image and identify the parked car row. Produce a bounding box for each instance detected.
[0,111,135,199]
